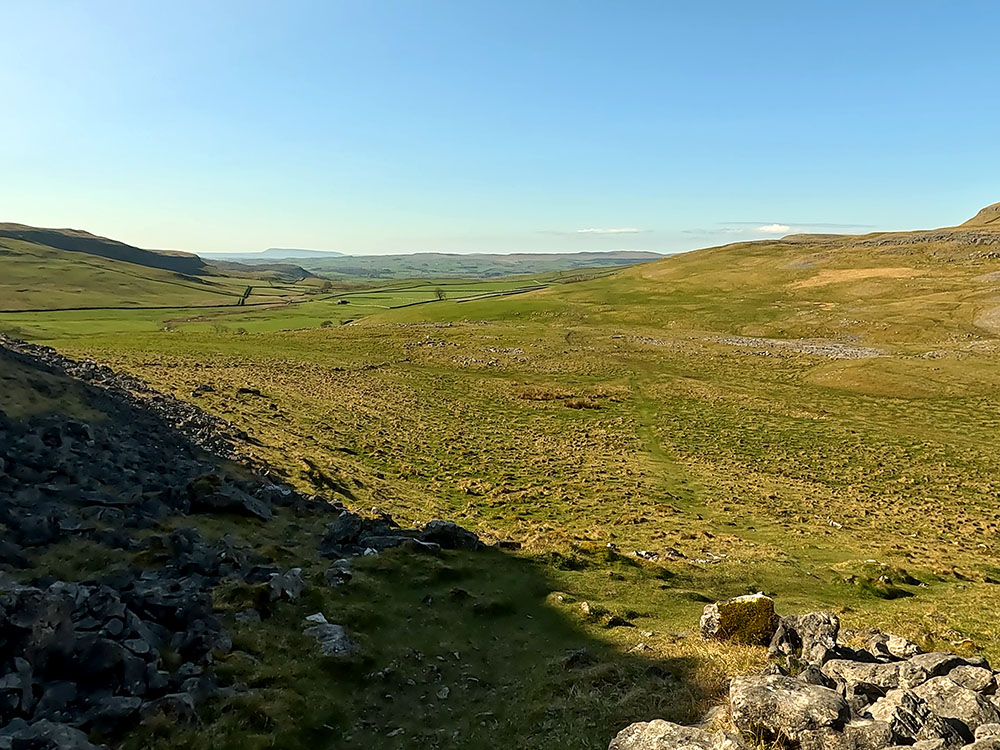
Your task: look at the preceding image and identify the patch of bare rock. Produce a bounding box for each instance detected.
[706,336,884,360]
[611,594,999,750]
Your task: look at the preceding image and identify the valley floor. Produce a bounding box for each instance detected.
[25,300,1000,748]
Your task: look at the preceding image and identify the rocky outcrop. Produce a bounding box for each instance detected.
[0,335,256,464]
[319,513,483,558]
[613,603,1000,750]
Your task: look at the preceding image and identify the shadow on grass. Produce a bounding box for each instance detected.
[129,545,714,750]
[0,339,715,750]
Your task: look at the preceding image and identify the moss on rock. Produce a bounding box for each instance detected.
[700,593,778,646]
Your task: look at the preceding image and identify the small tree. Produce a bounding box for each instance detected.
[434,287,446,301]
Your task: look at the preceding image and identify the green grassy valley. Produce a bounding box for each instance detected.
[202,250,663,279]
[5,207,1000,747]
[0,228,622,338]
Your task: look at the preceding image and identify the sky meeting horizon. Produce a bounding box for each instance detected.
[3,1,999,256]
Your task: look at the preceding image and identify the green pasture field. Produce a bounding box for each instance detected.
[8,226,1000,749]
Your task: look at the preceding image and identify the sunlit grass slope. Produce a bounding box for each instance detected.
[8,205,1000,749]
[371,212,1000,346]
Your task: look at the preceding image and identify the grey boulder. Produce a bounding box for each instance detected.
[796,719,894,750]
[608,720,747,750]
[730,675,850,743]
[948,667,997,694]
[908,653,969,677]
[822,659,930,691]
[867,688,966,746]
[770,612,841,666]
[302,613,359,658]
[912,677,1000,736]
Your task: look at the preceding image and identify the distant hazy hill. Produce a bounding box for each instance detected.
[0,223,207,275]
[279,250,664,279]
[200,248,346,261]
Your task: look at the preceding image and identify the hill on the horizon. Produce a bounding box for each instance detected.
[287,249,664,279]
[200,248,348,261]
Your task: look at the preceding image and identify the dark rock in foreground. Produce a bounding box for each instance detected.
[0,336,485,747]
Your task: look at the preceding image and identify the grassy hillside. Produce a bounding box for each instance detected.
[0,236,255,311]
[0,223,328,314]
[8,205,1000,748]
[0,267,616,338]
[961,200,1000,227]
[0,222,207,274]
[371,209,1000,347]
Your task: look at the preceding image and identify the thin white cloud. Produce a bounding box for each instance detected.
[723,221,876,229]
[757,224,791,233]
[575,227,643,234]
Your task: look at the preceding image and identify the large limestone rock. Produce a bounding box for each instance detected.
[948,667,997,694]
[770,612,841,665]
[884,742,948,750]
[822,659,930,691]
[607,720,747,750]
[912,677,1000,736]
[862,631,922,661]
[700,594,778,646]
[796,719,894,750]
[976,725,1000,740]
[908,653,969,677]
[867,689,966,746]
[730,674,850,743]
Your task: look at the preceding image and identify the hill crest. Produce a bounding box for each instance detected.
[0,223,206,275]
[960,201,1000,227]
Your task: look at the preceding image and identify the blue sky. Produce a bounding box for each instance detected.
[2,1,999,255]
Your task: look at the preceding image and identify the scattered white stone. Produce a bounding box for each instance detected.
[303,614,359,657]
